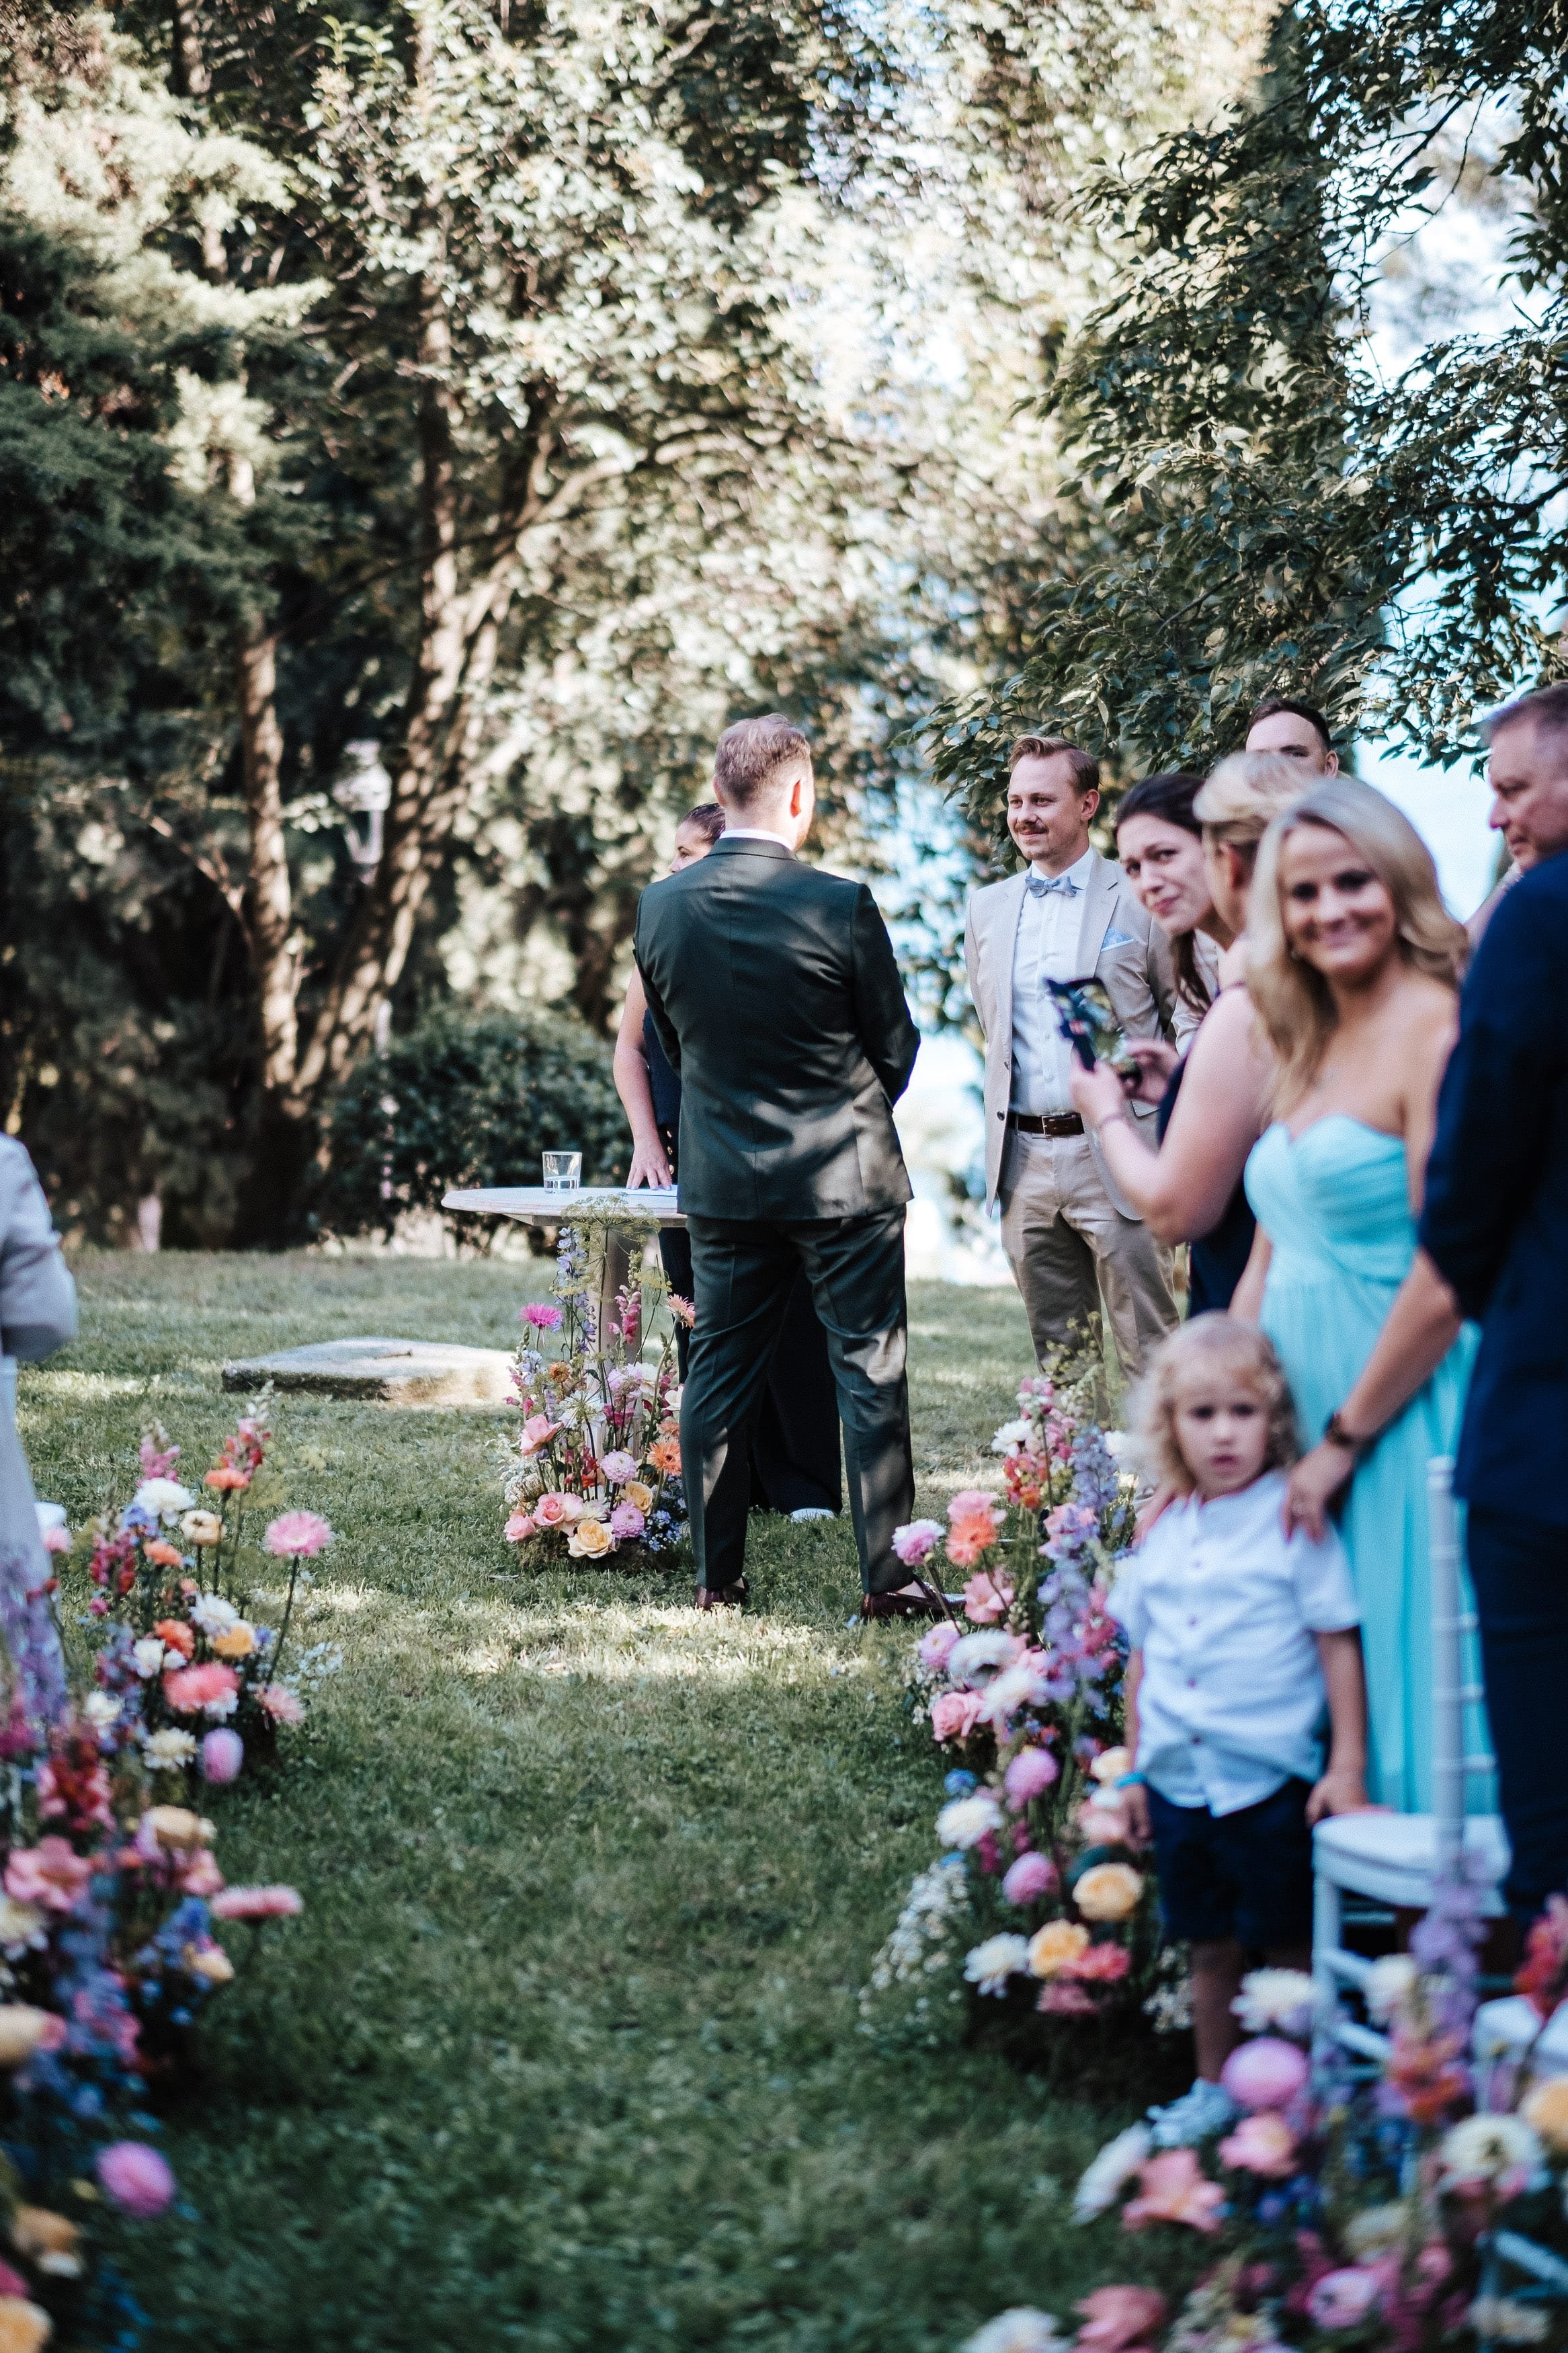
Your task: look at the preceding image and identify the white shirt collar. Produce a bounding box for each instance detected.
[1026,843,1096,888]
[723,825,796,851]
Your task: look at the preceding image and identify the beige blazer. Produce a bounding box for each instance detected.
[964,848,1185,1215]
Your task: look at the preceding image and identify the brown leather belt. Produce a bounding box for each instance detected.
[1007,1110,1084,1138]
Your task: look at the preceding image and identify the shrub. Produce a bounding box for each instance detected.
[319,1007,628,1242]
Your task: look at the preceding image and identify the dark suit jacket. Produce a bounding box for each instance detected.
[634,835,919,1220]
[1419,852,1568,1523]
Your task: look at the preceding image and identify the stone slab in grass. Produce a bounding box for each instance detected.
[220,1336,514,1406]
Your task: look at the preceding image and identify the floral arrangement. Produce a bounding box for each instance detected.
[0,1648,302,2347]
[503,1220,688,1566]
[962,1875,1568,2353]
[75,1404,341,1785]
[864,1364,1164,2045]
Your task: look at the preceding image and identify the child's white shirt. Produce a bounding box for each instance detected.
[1110,1468,1360,1817]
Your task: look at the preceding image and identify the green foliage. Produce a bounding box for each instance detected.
[319,1007,627,1240]
[25,1252,1178,2349]
[927,0,1568,824]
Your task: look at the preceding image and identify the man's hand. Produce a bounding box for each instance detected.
[1069,1060,1134,1130]
[1306,1766,1372,1825]
[1282,1441,1354,1542]
[1123,1038,1180,1103]
[1120,1780,1151,1847]
[626,1137,673,1188]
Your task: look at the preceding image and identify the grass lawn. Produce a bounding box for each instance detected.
[20,1252,1166,2352]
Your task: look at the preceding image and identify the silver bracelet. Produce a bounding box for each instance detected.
[1096,1110,1132,1138]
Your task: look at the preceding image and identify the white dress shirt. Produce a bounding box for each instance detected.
[723,825,796,850]
[1009,846,1094,1115]
[1110,1470,1360,1817]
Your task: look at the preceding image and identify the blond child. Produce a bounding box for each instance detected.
[1112,1314,1368,2143]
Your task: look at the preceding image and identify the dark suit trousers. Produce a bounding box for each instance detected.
[1468,1507,1568,1924]
[682,1209,913,1593]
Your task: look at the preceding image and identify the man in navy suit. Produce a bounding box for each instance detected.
[1419,683,1568,1924]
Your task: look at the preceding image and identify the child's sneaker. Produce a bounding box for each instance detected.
[1146,2077,1237,2147]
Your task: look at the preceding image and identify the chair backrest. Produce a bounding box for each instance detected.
[0,1356,14,1431]
[1429,1453,1464,1870]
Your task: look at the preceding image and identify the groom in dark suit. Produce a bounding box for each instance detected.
[1420,682,1568,1924]
[634,715,923,1613]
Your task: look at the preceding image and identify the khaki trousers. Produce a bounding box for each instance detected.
[999,1129,1179,1386]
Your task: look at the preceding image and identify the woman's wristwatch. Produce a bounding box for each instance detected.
[1323,1409,1370,1456]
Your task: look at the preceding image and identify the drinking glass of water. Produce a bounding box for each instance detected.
[542,1151,582,1194]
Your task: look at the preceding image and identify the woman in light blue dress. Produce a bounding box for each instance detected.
[1235,780,1481,1814]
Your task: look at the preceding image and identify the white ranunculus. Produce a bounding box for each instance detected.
[1438,2113,1542,2191]
[936,1794,1004,1850]
[1364,1953,1419,2025]
[132,1637,169,1680]
[133,1478,194,1521]
[142,1729,198,1771]
[963,2309,1068,2353]
[964,1934,1032,1996]
[83,1693,120,1730]
[947,1630,1022,1687]
[989,1419,1032,1454]
[978,1661,1049,1726]
[190,1591,239,1637]
[1233,1966,1320,2037]
[1072,2122,1152,2223]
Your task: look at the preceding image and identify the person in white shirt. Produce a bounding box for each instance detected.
[1112,1313,1368,2141]
[964,736,1186,1388]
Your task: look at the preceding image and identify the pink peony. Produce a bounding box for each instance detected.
[1122,2149,1227,2233]
[1075,2286,1169,2353]
[961,1568,1014,1622]
[97,2141,176,2219]
[1069,1942,1132,1984]
[211,1884,303,1921]
[258,1684,303,1725]
[893,1519,945,1568]
[163,1662,240,1718]
[1002,1851,1058,1907]
[1004,1745,1061,1803]
[599,1451,638,1484]
[200,1728,243,1784]
[918,1621,961,1672]
[930,1690,985,1744]
[263,1511,333,1558]
[518,1416,560,1460]
[504,1513,538,1543]
[1221,2035,1310,2113]
[521,1302,564,1330]
[5,1837,93,1914]
[1306,2270,1383,2330]
[534,1491,584,1527]
[609,1503,646,1540]
[1219,2110,1298,2179]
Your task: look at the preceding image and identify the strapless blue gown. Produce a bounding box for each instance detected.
[1245,1117,1484,1814]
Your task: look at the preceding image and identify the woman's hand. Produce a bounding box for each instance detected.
[1120,1780,1151,1847]
[626,1135,673,1189]
[1068,1060,1134,1131]
[1282,1441,1354,1543]
[1123,1038,1179,1102]
[1134,1479,1179,1542]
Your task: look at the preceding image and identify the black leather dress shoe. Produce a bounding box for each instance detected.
[694,1580,747,1611]
[860,1585,944,1622]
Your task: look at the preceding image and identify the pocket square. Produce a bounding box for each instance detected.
[1101,926,1136,949]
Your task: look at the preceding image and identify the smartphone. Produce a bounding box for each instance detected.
[1046,976,1139,1082]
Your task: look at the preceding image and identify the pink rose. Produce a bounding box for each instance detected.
[180,1849,224,1898]
[1004,1745,1061,1803]
[97,2141,176,2219]
[893,1519,945,1568]
[1002,1851,1057,1907]
[1221,2035,1309,2112]
[5,1837,93,1914]
[1218,2110,1298,2179]
[599,1451,638,1484]
[1122,2149,1226,2233]
[504,1513,538,1543]
[930,1691,985,1743]
[1306,2270,1383,2330]
[518,1415,561,1460]
[609,1504,645,1540]
[918,1621,961,1672]
[534,1492,584,1527]
[961,1569,1014,1623]
[947,1488,1001,1523]
[1075,2285,1169,2353]
[1069,1942,1132,1983]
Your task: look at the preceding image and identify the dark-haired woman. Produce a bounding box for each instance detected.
[1067,768,1278,1314]
[614,805,841,1521]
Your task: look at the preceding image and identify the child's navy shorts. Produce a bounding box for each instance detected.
[1146,1776,1314,1949]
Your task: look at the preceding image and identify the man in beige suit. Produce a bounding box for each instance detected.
[965,735,1183,1381]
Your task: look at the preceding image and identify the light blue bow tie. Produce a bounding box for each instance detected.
[1026,872,1079,898]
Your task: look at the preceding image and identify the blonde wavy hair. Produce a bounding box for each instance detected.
[1247,778,1466,1105]
[1192,752,1309,871]
[1132,1314,1300,1496]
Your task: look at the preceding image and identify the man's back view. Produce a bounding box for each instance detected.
[634,715,923,1612]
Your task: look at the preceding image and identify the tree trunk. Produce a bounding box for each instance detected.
[169,3,208,97]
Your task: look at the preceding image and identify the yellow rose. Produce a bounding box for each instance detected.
[1028,1921,1089,1979]
[212,1623,256,1661]
[11,2208,79,2277]
[1524,2077,1568,2155]
[567,1518,613,1559]
[0,2007,52,2068]
[180,1511,222,1547]
[1074,1862,1145,1923]
[1090,1747,1132,1785]
[624,1481,654,1515]
[143,1806,213,1853]
[0,2297,53,2353]
[184,1943,235,1987]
